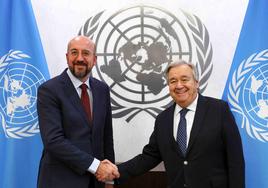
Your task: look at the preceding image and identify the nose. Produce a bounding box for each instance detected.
[175,81,184,89]
[76,52,84,61]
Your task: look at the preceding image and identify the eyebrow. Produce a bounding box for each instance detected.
[69,48,91,52]
[69,48,78,51]
[181,76,191,79]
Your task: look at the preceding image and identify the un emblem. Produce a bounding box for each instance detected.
[0,50,46,139]
[79,5,213,122]
[228,49,268,142]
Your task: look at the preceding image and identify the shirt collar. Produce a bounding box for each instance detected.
[174,94,199,116]
[67,69,90,90]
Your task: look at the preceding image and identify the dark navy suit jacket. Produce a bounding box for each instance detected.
[118,95,245,188]
[37,69,114,188]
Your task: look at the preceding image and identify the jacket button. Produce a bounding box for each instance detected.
[183,161,188,165]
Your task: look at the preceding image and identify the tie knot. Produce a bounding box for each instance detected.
[180,108,188,117]
[80,83,88,91]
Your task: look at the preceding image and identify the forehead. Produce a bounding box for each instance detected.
[68,38,94,51]
[168,64,194,78]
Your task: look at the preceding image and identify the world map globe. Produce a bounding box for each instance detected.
[243,64,268,127]
[0,62,46,127]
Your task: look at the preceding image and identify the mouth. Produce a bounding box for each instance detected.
[73,61,87,67]
[175,88,187,94]
[73,62,87,72]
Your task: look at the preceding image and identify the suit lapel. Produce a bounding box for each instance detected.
[187,95,207,153]
[60,70,90,126]
[89,77,97,126]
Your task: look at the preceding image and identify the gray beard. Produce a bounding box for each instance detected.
[70,65,90,79]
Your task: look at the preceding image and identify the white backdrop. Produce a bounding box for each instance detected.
[31,0,248,164]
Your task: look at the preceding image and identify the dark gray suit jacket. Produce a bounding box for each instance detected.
[118,95,245,188]
[37,69,114,188]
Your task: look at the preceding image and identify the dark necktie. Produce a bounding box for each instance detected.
[177,108,189,156]
[80,83,92,121]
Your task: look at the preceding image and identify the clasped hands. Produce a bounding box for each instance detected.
[95,159,120,182]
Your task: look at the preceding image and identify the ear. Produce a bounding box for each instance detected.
[93,55,97,65]
[66,53,71,66]
[195,80,199,88]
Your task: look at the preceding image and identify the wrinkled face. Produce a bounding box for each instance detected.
[66,36,96,82]
[167,64,199,108]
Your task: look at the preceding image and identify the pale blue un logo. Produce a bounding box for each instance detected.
[244,64,268,127]
[228,49,268,142]
[0,50,46,139]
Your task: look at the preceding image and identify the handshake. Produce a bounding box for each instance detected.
[95,159,120,182]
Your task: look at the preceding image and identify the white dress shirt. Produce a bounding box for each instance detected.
[67,69,93,114]
[173,94,198,147]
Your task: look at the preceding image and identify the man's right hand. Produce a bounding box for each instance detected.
[95,159,120,182]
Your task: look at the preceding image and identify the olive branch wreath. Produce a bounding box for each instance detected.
[183,11,213,93]
[0,50,39,139]
[78,11,104,39]
[227,49,268,142]
[80,9,213,122]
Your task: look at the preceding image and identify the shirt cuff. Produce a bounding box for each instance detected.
[105,180,114,184]
[88,158,100,174]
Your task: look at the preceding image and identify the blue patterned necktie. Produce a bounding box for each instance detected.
[177,108,189,156]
